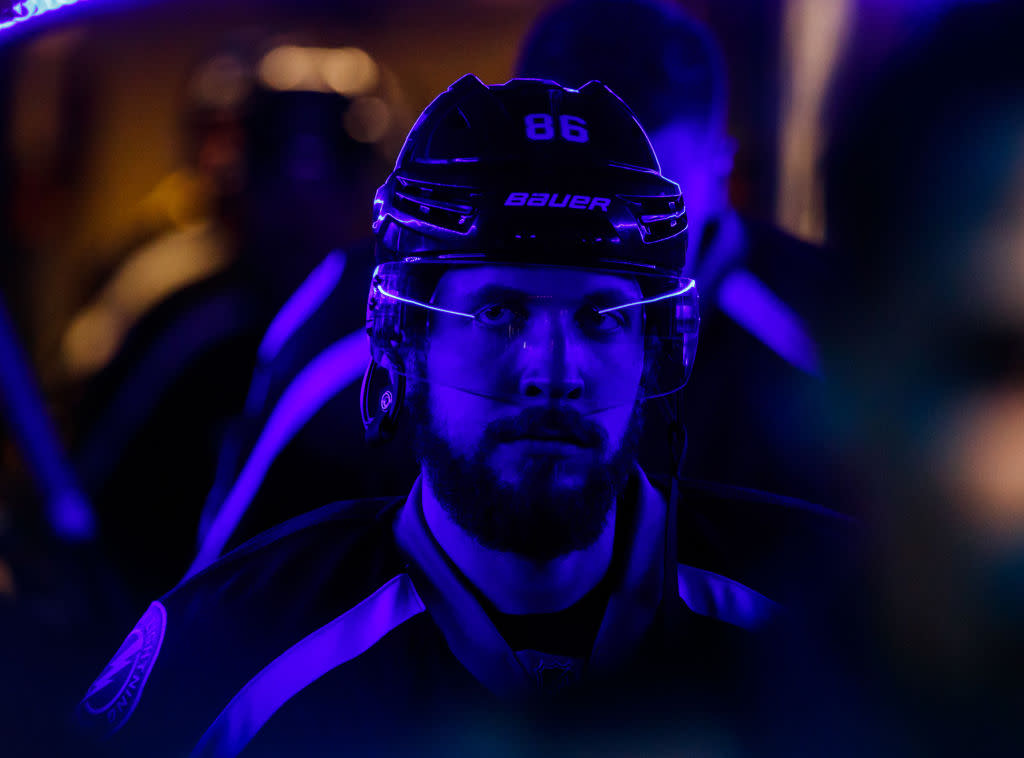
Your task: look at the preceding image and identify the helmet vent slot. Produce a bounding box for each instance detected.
[393,178,479,232]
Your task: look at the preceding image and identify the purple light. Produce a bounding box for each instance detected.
[676,563,778,630]
[413,157,481,164]
[377,279,696,319]
[0,296,95,540]
[258,251,346,363]
[716,269,821,377]
[187,328,368,577]
[1,0,91,32]
[639,211,684,224]
[193,574,425,757]
[375,283,474,319]
[597,279,695,314]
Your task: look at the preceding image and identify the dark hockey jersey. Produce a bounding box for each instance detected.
[77,470,854,757]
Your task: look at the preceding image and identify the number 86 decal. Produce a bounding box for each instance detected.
[524,114,589,143]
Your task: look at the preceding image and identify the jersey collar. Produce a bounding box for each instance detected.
[393,468,669,697]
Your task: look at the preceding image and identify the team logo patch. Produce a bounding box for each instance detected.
[81,601,167,733]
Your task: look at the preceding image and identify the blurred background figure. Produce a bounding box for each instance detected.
[518,0,833,503]
[822,1,1024,752]
[2,22,396,753]
[59,32,388,599]
[0,1,534,617]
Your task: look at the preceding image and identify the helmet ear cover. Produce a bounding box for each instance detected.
[361,260,437,442]
[360,356,406,445]
[639,291,701,399]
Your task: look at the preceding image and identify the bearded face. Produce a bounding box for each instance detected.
[406,265,648,561]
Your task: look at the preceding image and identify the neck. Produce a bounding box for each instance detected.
[420,469,616,615]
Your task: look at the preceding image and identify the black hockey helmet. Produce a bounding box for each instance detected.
[372,73,688,271]
[362,75,698,440]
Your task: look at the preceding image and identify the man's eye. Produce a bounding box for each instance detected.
[475,303,521,327]
[578,306,627,334]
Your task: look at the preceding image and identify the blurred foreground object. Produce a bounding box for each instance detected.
[1,295,94,541]
[64,33,388,598]
[823,1,1024,752]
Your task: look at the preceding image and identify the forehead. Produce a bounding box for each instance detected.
[433,264,642,303]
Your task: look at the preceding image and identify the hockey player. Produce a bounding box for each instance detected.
[78,75,849,758]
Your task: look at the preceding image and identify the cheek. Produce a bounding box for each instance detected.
[426,383,490,453]
[599,403,638,453]
[584,349,643,448]
[425,329,515,391]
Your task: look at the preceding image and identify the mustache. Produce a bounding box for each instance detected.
[484,406,607,449]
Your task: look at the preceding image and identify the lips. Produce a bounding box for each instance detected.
[507,438,587,456]
[486,407,606,451]
[515,428,588,446]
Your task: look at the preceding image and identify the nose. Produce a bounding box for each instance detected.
[518,309,585,401]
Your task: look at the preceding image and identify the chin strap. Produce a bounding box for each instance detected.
[660,390,687,642]
[666,392,687,470]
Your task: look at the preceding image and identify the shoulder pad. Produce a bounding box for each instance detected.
[670,476,861,607]
[78,496,406,746]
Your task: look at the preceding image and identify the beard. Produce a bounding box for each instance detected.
[409,386,643,561]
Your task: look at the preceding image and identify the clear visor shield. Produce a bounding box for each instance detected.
[367,261,699,415]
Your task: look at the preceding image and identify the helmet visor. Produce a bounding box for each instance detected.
[368,260,699,414]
